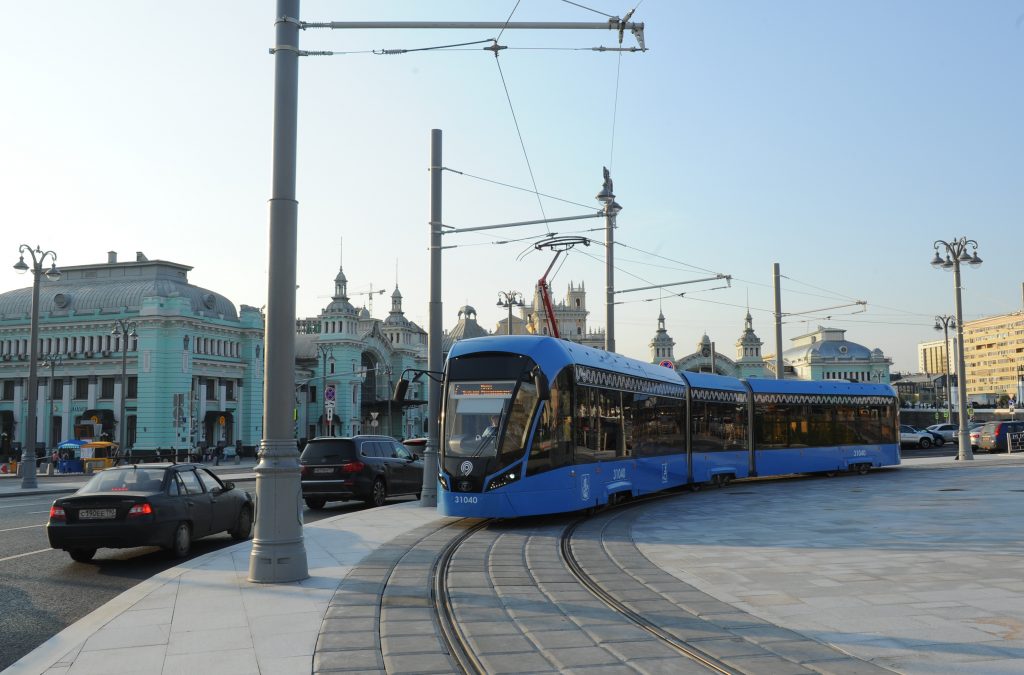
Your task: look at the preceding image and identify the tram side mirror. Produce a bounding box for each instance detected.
[392,378,409,403]
[533,368,550,401]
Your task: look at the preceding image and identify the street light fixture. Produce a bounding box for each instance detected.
[13,244,60,488]
[316,344,335,436]
[932,237,982,461]
[934,315,956,427]
[41,353,64,449]
[111,319,137,459]
[496,290,524,335]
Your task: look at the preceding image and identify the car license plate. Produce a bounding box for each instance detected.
[314,468,334,475]
[78,508,116,520]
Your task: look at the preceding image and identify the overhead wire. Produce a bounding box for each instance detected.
[560,0,614,17]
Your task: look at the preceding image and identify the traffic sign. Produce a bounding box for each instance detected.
[658,359,674,369]
[324,400,335,422]
[325,384,336,402]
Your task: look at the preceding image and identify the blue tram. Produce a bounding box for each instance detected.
[437,335,900,518]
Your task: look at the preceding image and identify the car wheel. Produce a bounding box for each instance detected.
[68,548,96,563]
[230,506,253,541]
[170,522,192,558]
[304,496,327,510]
[919,437,932,449]
[933,437,944,447]
[365,478,387,507]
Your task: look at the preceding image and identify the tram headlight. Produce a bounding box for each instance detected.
[486,469,522,491]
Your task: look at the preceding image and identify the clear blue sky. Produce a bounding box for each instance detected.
[2,1,1022,372]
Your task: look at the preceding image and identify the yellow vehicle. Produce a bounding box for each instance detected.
[79,441,120,472]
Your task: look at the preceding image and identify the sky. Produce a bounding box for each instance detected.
[2,1,1022,373]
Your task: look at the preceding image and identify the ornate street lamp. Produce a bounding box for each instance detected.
[41,353,64,449]
[316,344,335,436]
[111,319,137,459]
[13,244,61,488]
[931,238,982,461]
[496,290,524,335]
[934,315,956,426]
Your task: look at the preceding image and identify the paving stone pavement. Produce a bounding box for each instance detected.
[11,454,1024,674]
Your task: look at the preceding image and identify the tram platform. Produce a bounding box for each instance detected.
[7,452,1024,675]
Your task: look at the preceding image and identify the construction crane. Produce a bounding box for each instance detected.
[351,286,386,315]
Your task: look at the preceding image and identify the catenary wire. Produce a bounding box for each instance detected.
[492,56,551,233]
[560,0,615,17]
[496,0,523,43]
[443,167,595,210]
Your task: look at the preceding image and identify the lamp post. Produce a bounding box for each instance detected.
[596,168,622,352]
[13,244,61,489]
[41,353,64,448]
[111,319,137,459]
[1017,365,1024,413]
[496,290,524,335]
[316,344,335,436]
[931,237,982,461]
[934,315,956,425]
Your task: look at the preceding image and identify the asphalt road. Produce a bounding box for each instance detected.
[0,478,382,672]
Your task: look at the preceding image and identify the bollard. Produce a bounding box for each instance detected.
[235,454,241,465]
[46,461,54,476]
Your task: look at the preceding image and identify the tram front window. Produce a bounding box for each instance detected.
[444,381,515,458]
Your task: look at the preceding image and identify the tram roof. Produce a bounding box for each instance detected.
[678,371,747,392]
[449,335,685,385]
[745,378,896,397]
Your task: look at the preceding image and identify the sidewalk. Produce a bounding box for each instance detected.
[6,452,1024,675]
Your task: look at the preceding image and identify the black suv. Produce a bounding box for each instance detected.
[299,435,423,509]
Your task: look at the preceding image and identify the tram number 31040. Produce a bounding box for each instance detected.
[453,495,479,504]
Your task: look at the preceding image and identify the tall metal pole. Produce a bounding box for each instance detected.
[112,320,136,459]
[597,168,620,352]
[14,245,59,489]
[935,315,954,425]
[951,262,973,460]
[44,355,62,449]
[933,237,981,462]
[773,262,784,380]
[421,129,442,507]
[249,0,308,583]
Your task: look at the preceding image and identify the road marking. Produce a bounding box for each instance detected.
[0,523,45,533]
[0,500,53,509]
[28,510,51,514]
[0,548,51,563]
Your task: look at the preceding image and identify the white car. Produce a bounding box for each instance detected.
[900,424,933,449]
[926,423,959,443]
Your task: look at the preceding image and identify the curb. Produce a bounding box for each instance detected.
[0,487,79,499]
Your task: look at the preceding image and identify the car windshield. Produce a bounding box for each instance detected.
[79,467,166,494]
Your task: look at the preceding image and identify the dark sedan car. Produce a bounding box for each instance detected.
[47,463,254,562]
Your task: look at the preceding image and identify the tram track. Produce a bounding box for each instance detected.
[560,513,739,675]
[431,519,491,675]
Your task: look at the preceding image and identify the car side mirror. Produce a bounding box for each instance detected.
[222,481,234,492]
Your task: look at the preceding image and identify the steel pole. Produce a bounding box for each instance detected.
[605,205,615,353]
[773,263,784,380]
[119,338,128,458]
[952,261,973,461]
[249,0,308,583]
[943,323,953,424]
[422,129,442,507]
[21,265,42,488]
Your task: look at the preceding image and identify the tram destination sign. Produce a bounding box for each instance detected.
[451,382,515,398]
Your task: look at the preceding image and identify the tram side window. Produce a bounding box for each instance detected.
[807,405,833,446]
[754,403,790,448]
[857,407,883,445]
[691,399,747,452]
[530,369,574,475]
[835,405,858,445]
[877,403,896,443]
[575,386,624,462]
[631,395,683,457]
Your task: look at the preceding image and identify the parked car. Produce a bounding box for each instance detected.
[976,420,1024,453]
[899,425,934,449]
[47,464,253,562]
[969,422,985,449]
[926,423,959,443]
[300,435,424,510]
[402,437,427,458]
